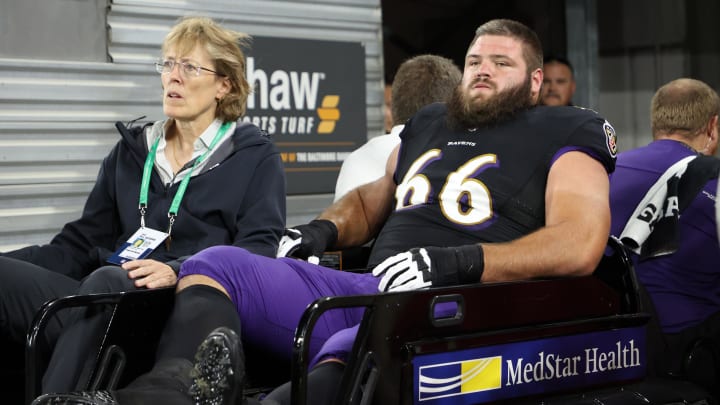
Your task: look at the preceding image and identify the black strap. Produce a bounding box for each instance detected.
[677,155,720,212]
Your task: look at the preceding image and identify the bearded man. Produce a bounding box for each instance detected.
[37,19,619,405]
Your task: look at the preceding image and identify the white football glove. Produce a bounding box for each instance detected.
[372,245,485,292]
[372,248,433,292]
[276,220,337,265]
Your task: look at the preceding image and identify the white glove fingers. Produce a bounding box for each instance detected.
[378,261,405,291]
[387,273,413,291]
[377,261,406,291]
[377,254,414,292]
[388,261,418,289]
[376,248,435,292]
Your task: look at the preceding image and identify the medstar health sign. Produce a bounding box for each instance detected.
[413,327,645,404]
[243,37,367,194]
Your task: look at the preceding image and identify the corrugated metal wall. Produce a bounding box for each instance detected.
[0,0,383,251]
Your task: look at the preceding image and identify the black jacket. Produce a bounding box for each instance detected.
[6,121,286,279]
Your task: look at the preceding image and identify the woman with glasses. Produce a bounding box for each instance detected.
[0,16,285,395]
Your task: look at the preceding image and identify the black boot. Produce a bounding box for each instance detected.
[188,326,246,405]
[33,327,248,405]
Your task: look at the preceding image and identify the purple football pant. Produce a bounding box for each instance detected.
[178,246,380,367]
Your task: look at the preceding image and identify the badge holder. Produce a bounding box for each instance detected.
[107,227,169,265]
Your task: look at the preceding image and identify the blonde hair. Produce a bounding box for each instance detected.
[162,16,251,121]
[651,78,720,140]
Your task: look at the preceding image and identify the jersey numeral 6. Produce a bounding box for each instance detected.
[395,149,497,226]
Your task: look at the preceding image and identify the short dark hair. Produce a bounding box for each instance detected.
[470,19,543,73]
[391,54,462,125]
[543,55,574,76]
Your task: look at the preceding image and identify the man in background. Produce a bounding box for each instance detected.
[540,55,576,106]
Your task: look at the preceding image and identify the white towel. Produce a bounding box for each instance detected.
[619,155,697,257]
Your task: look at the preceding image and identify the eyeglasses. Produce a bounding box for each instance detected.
[155,59,224,77]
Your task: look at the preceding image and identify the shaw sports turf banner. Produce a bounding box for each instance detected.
[243,36,367,195]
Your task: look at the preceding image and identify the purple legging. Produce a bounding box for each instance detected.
[178,246,380,366]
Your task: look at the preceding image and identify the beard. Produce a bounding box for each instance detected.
[446,74,534,130]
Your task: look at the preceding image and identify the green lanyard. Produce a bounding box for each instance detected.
[138,121,232,240]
